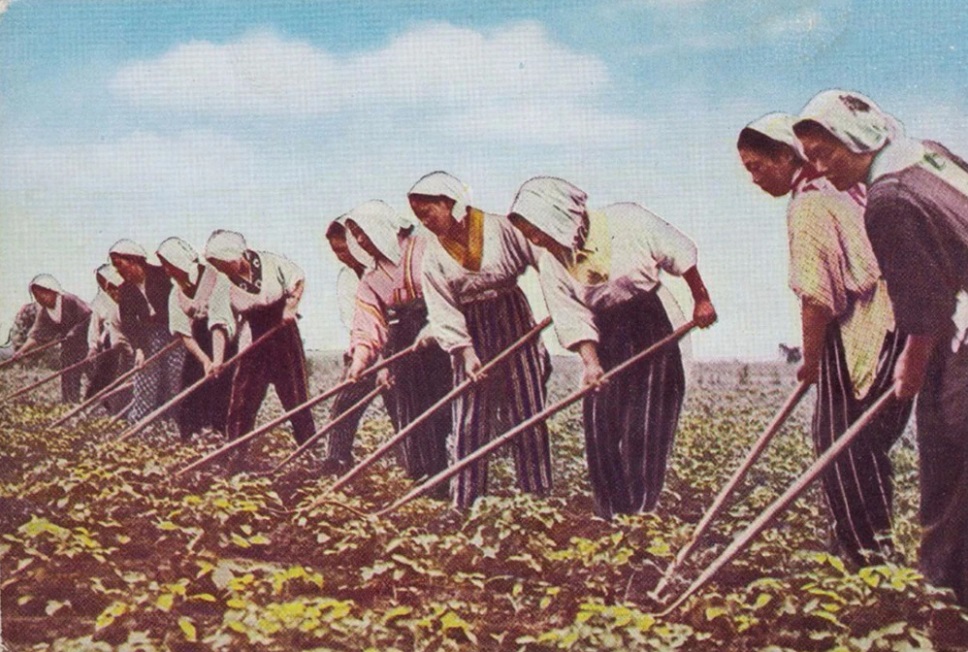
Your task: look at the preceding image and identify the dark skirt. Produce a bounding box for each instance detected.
[383,300,451,480]
[813,322,911,567]
[582,290,685,519]
[176,319,237,440]
[450,287,552,510]
[85,335,134,415]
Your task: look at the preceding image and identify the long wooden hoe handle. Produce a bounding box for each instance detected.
[172,344,417,477]
[116,323,288,442]
[0,337,66,371]
[47,339,182,429]
[0,344,118,404]
[657,387,896,617]
[270,383,388,474]
[317,316,554,502]
[651,379,811,599]
[375,320,696,518]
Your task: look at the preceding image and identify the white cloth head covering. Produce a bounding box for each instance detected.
[95,264,124,288]
[744,112,805,159]
[204,230,248,263]
[30,273,62,295]
[346,200,404,263]
[157,236,202,285]
[408,171,473,222]
[330,215,373,270]
[796,89,901,154]
[109,238,148,259]
[29,274,63,322]
[509,176,589,249]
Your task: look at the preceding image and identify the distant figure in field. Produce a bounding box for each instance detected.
[778,343,802,364]
[14,275,92,403]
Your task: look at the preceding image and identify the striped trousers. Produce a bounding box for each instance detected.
[813,324,911,567]
[584,292,685,519]
[450,288,552,510]
[384,302,451,481]
[127,322,184,422]
[915,329,968,607]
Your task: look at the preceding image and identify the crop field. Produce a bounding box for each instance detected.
[2,354,968,651]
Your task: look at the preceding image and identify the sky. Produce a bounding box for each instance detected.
[1,0,966,359]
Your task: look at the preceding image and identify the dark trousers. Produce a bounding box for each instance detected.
[383,302,451,480]
[60,319,92,403]
[916,330,968,606]
[226,302,315,446]
[177,320,237,439]
[813,324,912,567]
[584,291,685,519]
[324,360,377,463]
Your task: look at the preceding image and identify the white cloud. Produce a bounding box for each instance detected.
[112,23,610,115]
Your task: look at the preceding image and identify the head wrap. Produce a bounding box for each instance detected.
[95,263,124,289]
[796,89,900,154]
[329,215,373,270]
[29,274,63,321]
[509,177,589,249]
[109,238,148,259]
[204,230,248,263]
[29,273,62,295]
[157,236,202,285]
[408,171,473,222]
[743,112,805,159]
[346,200,404,263]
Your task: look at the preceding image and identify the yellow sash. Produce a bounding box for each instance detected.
[439,208,484,272]
[566,210,611,285]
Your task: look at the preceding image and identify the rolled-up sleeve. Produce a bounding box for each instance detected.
[538,253,598,350]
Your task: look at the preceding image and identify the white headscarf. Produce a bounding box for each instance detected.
[509,176,589,249]
[157,236,202,285]
[346,200,404,263]
[29,274,63,322]
[95,264,124,289]
[796,89,900,154]
[330,215,373,270]
[205,230,248,263]
[109,238,148,259]
[408,171,473,222]
[744,112,805,159]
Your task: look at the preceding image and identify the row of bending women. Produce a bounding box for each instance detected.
[12,232,316,450]
[322,173,717,516]
[738,88,968,607]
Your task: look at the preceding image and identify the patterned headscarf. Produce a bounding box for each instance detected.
[509,176,589,249]
[796,89,900,154]
[408,171,473,222]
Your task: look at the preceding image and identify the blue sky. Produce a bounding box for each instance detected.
[1,0,966,359]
